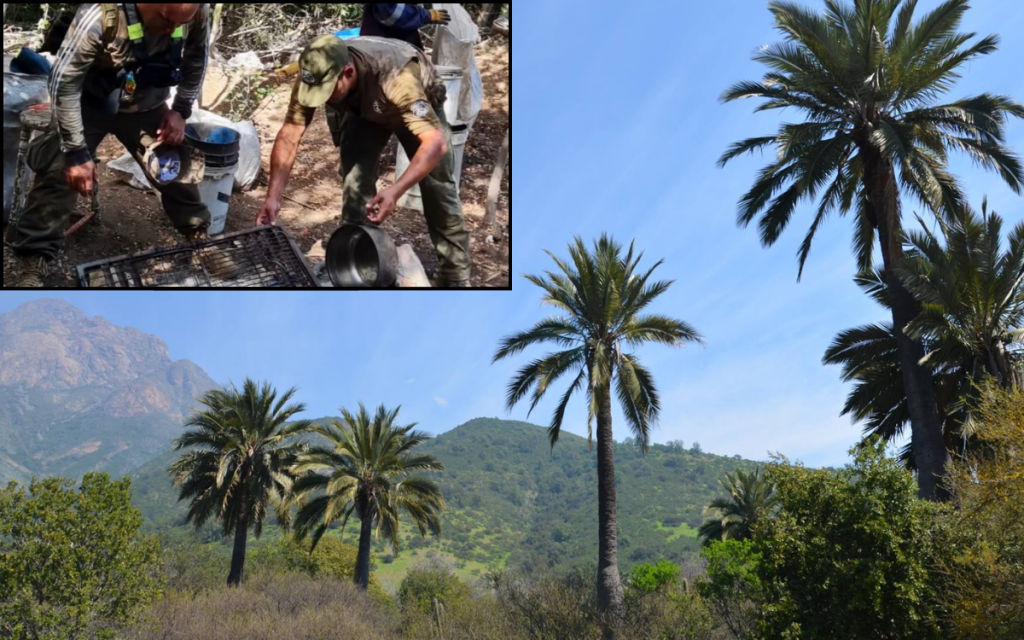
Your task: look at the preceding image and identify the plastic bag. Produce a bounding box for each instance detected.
[108,109,261,192]
[3,60,50,224]
[432,4,484,128]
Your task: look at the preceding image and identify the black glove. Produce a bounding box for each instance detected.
[428,9,452,25]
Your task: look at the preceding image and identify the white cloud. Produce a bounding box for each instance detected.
[434,396,449,407]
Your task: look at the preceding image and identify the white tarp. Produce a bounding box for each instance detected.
[432,4,484,129]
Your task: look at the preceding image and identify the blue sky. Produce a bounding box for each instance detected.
[2,0,1022,468]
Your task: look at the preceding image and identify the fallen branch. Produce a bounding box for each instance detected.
[485,128,510,243]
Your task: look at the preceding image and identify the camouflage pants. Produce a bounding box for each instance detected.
[6,102,210,261]
[336,109,471,284]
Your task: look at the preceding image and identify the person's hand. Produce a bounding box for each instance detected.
[256,198,281,227]
[428,9,451,25]
[367,188,399,225]
[157,110,186,146]
[66,160,97,197]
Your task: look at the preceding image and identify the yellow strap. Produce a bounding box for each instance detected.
[128,22,144,40]
[172,26,184,38]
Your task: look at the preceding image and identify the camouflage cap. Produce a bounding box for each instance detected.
[297,35,350,108]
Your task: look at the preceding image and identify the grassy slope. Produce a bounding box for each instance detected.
[131,417,757,590]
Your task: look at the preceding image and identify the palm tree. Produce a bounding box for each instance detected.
[825,203,1024,463]
[719,0,1024,499]
[493,235,704,615]
[170,379,314,586]
[698,469,779,545]
[290,404,444,590]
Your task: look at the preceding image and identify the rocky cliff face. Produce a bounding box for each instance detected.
[0,299,219,483]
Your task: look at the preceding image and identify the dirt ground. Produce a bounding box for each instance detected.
[2,39,510,289]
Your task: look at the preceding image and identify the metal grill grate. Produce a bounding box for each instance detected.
[77,227,320,288]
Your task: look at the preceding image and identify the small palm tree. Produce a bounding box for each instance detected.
[290,404,444,590]
[170,379,313,586]
[719,0,1024,499]
[699,469,779,545]
[493,235,703,614]
[825,203,1024,462]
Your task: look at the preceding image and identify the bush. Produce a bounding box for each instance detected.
[629,561,681,595]
[940,386,1024,639]
[398,560,472,615]
[753,443,944,640]
[699,540,762,640]
[0,473,162,640]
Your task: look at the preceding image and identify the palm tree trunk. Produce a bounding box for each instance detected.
[595,383,625,619]
[355,515,373,590]
[863,150,949,500]
[227,485,249,586]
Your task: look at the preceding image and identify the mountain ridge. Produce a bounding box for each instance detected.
[0,299,219,483]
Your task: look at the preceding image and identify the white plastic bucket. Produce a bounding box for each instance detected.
[199,165,238,235]
[396,124,469,212]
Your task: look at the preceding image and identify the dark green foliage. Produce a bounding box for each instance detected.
[398,561,472,615]
[698,468,777,545]
[170,379,314,585]
[824,202,1024,465]
[290,404,444,590]
[754,443,943,639]
[0,473,162,640]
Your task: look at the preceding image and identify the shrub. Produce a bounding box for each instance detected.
[398,560,472,615]
[629,561,681,595]
[0,473,162,640]
[699,540,762,640]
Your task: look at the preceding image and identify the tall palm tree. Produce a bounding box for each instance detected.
[719,0,1024,499]
[698,469,779,545]
[170,379,314,586]
[825,203,1024,463]
[290,404,444,590]
[493,235,704,615]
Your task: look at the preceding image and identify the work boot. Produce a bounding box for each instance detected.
[16,255,50,288]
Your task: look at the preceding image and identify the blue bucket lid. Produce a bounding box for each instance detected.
[335,28,361,40]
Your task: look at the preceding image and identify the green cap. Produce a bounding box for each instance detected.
[297,35,350,108]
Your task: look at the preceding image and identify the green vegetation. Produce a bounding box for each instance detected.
[494,234,704,614]
[170,379,314,586]
[0,473,161,640]
[719,0,1024,500]
[291,404,445,590]
[697,469,778,546]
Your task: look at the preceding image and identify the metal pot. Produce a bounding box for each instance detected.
[326,223,399,288]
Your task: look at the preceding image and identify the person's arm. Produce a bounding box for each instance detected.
[48,3,104,168]
[373,4,448,31]
[367,64,449,224]
[256,86,314,226]
[172,3,211,120]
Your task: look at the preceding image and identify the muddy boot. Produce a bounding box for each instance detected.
[16,255,50,288]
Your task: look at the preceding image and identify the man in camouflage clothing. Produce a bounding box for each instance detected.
[255,35,472,288]
[6,3,211,288]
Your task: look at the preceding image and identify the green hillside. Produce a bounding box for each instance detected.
[131,417,757,589]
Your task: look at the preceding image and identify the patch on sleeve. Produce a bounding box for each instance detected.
[411,101,431,118]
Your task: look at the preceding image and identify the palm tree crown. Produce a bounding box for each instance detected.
[290,404,444,590]
[170,378,313,585]
[719,0,1023,277]
[699,469,779,545]
[493,235,704,449]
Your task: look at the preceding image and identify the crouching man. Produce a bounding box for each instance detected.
[255,35,471,288]
[6,3,211,288]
